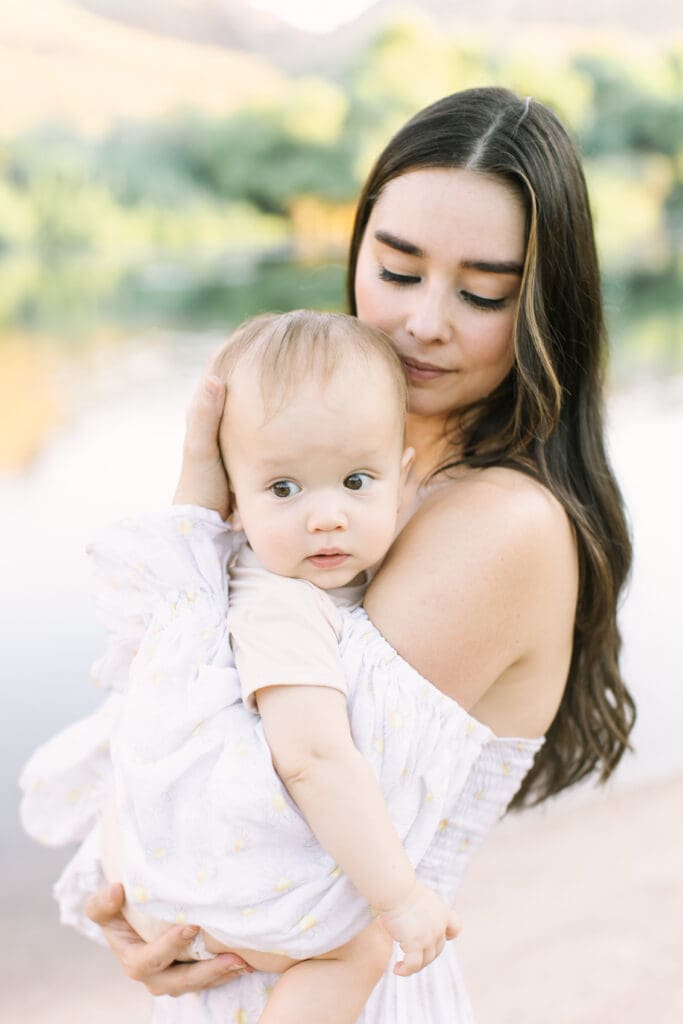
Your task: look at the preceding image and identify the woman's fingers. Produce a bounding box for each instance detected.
[145,954,252,998]
[173,374,230,517]
[85,882,125,926]
[120,925,204,980]
[86,885,191,972]
[183,376,226,462]
[85,884,252,997]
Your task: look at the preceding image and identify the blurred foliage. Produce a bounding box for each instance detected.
[0,251,346,338]
[0,16,681,379]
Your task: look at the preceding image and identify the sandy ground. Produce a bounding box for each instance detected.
[7,772,682,1023]
[456,772,683,1023]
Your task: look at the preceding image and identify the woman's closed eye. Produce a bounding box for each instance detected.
[344,472,373,492]
[270,480,301,498]
[378,266,420,286]
[460,291,506,312]
[379,266,507,311]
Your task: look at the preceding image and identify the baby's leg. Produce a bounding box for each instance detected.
[258,920,393,1024]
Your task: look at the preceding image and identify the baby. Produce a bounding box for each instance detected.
[100,311,459,1023]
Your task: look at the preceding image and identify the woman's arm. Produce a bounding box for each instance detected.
[365,468,578,739]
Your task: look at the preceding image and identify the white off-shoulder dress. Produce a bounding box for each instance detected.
[20,506,544,1023]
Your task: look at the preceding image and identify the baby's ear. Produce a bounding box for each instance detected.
[229,491,243,532]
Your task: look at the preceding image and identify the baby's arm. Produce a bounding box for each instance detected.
[256,683,459,976]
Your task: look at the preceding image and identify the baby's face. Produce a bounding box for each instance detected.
[221,359,412,589]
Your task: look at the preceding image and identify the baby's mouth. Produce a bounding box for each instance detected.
[306,551,349,568]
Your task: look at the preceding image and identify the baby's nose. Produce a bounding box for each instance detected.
[307,499,348,532]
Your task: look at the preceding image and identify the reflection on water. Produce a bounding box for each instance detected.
[1,251,682,476]
[0,338,65,472]
[605,271,683,384]
[2,258,683,857]
[1,249,681,372]
[0,252,347,339]
[0,254,349,475]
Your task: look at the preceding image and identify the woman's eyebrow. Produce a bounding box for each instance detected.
[375,231,522,275]
[374,230,424,257]
[462,259,523,275]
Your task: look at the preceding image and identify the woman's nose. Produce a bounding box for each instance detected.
[405,286,454,345]
[307,498,348,533]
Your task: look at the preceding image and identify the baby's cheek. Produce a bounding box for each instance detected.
[255,526,297,574]
[365,510,400,562]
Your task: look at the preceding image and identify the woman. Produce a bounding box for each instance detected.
[83,87,635,1020]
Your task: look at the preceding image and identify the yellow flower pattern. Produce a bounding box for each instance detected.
[297,913,317,932]
[18,510,543,996]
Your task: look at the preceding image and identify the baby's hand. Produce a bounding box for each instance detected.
[379,880,461,977]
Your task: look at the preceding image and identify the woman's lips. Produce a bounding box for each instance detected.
[401,357,452,381]
[307,552,349,568]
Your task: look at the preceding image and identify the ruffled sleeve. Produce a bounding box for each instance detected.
[19,694,121,846]
[19,506,238,851]
[87,506,238,693]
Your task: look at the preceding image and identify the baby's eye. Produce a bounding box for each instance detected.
[344,473,373,492]
[270,480,301,498]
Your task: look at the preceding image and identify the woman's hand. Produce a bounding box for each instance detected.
[173,374,230,519]
[86,883,253,997]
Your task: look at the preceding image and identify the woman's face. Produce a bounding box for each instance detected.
[354,167,526,422]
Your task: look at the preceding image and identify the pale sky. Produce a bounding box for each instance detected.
[250,0,376,34]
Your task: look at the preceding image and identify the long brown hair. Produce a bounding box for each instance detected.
[347,87,635,807]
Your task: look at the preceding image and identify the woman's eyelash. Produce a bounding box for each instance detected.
[461,292,506,311]
[378,267,420,285]
[379,267,506,311]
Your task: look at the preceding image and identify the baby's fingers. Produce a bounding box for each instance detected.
[446,909,462,940]
[393,949,424,977]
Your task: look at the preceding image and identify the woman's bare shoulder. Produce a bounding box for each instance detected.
[364,466,578,726]
[388,465,576,588]
[425,464,571,529]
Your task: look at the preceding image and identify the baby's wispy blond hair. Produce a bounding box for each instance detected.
[210,310,407,422]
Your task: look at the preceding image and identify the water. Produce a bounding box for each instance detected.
[606,378,683,784]
[3,324,682,858]
[2,312,682,1024]
[2,240,682,855]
